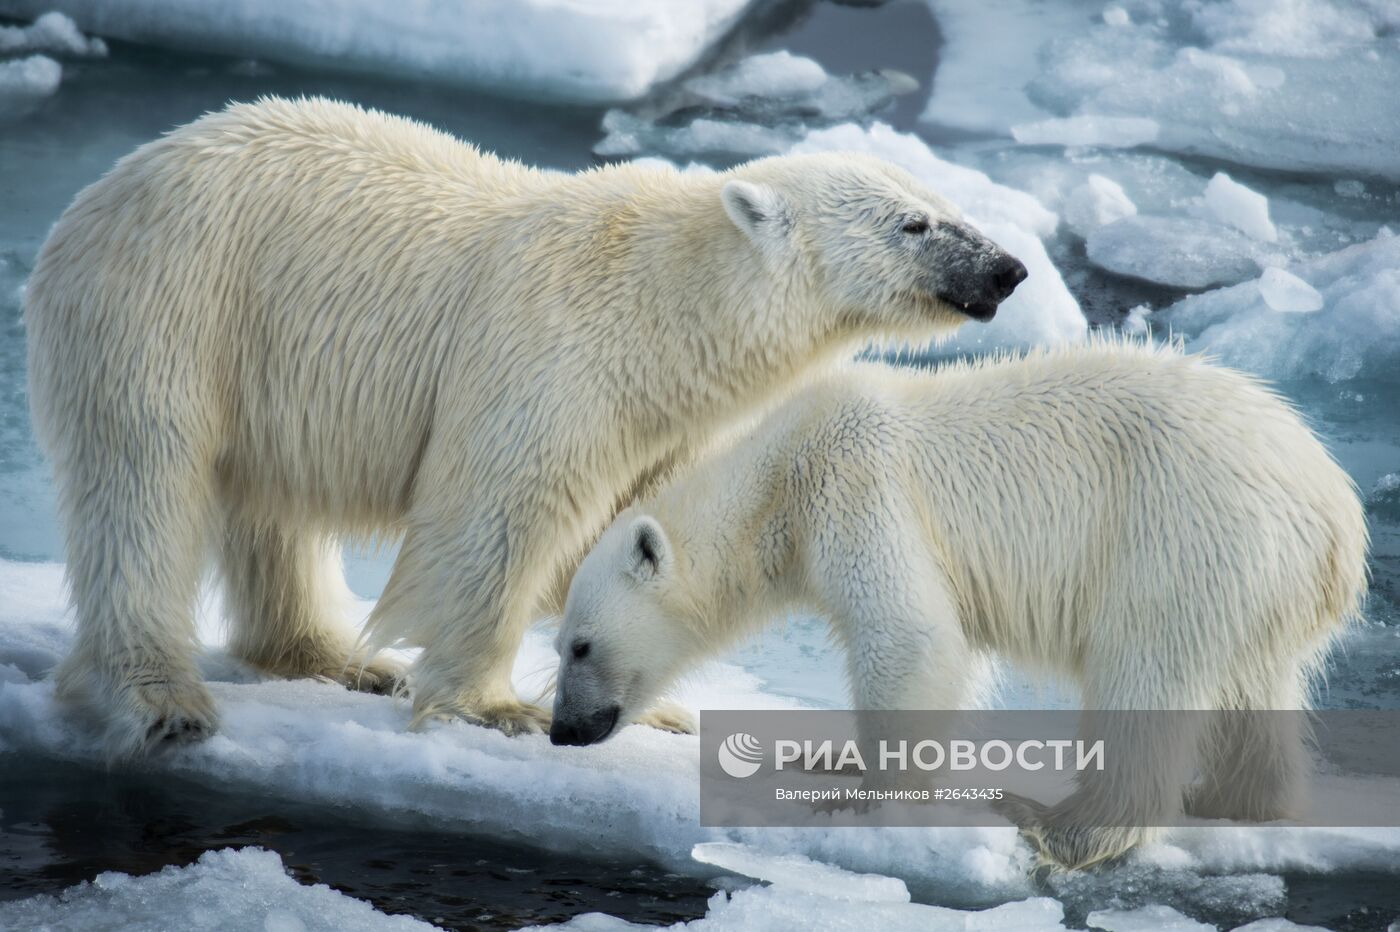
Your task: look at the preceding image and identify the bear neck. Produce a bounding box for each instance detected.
[647,417,803,653]
[612,177,856,443]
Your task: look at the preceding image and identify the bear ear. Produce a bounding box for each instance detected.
[626,516,671,582]
[721,180,787,245]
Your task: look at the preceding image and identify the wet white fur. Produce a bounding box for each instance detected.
[24,95,996,755]
[557,339,1367,867]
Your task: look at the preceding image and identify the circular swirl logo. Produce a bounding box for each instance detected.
[717,732,764,778]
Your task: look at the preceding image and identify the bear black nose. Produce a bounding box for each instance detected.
[549,705,621,746]
[991,256,1028,301]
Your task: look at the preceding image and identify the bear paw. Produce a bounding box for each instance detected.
[108,676,219,758]
[335,654,408,696]
[993,792,1139,872]
[634,701,696,734]
[417,698,552,736]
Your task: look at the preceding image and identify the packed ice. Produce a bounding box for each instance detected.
[924,0,1400,181]
[0,0,756,102]
[1165,230,1400,382]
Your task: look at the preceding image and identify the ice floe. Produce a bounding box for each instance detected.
[0,0,757,103]
[1087,215,1266,289]
[2,556,1399,929]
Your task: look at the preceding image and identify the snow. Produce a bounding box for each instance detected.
[925,0,1400,180]
[0,0,756,103]
[1010,116,1160,149]
[0,847,435,931]
[1086,215,1264,289]
[790,122,1086,352]
[1257,268,1324,314]
[0,11,106,56]
[1165,230,1400,382]
[1205,173,1278,243]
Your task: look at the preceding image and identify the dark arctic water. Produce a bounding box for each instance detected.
[0,758,715,931]
[3,0,1400,929]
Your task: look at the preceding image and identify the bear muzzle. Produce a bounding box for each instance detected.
[937,253,1027,322]
[549,704,621,746]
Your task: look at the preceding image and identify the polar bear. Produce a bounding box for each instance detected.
[549,340,1366,869]
[24,96,1027,756]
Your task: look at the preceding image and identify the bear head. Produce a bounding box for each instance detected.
[719,152,1027,335]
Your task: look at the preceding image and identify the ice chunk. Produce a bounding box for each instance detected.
[1087,903,1213,931]
[691,843,911,903]
[0,11,106,56]
[1102,6,1130,27]
[1257,267,1324,313]
[1121,304,1152,336]
[1205,173,1277,243]
[1165,230,1400,381]
[1086,216,1264,288]
[0,54,60,120]
[1011,116,1160,149]
[1063,173,1137,237]
[0,0,756,103]
[0,847,434,931]
[685,51,828,106]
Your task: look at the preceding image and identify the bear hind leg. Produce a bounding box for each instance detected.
[1185,673,1309,823]
[220,515,404,694]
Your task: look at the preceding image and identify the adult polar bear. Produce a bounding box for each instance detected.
[550,341,1366,869]
[25,96,1027,755]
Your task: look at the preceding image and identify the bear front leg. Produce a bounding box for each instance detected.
[365,508,554,736]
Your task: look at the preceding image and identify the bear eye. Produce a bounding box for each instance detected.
[572,641,591,660]
[901,219,930,235]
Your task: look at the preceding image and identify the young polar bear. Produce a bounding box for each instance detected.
[549,340,1367,870]
[26,96,1027,756]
